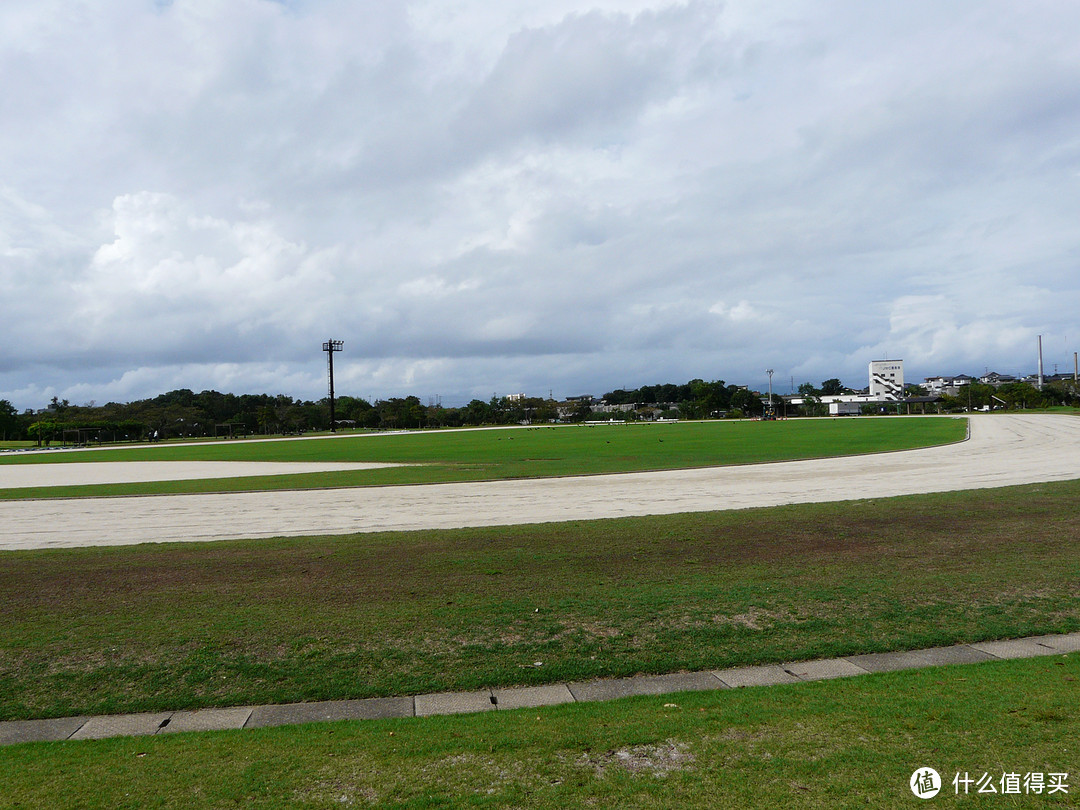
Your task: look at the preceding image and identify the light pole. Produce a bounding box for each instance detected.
[322,339,343,432]
[766,369,774,418]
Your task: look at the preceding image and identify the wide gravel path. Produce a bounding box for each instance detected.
[2,414,1079,551]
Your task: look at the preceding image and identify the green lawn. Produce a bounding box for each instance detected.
[1,655,1075,808]
[2,478,1077,722]
[0,417,965,498]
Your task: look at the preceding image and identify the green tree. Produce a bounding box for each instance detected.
[820,378,844,395]
[1048,380,1080,406]
[0,399,20,440]
[532,397,556,424]
[961,382,995,410]
[27,420,60,446]
[463,399,491,425]
[256,406,277,434]
[602,388,635,405]
[688,379,730,418]
[730,388,762,416]
[568,401,593,422]
[337,396,377,429]
[995,382,1053,410]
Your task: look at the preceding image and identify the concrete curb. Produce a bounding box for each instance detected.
[2,631,1076,747]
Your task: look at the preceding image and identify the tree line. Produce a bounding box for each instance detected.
[4,390,562,445]
[601,379,782,419]
[932,380,1080,411]
[2,380,764,445]
[3,376,1078,445]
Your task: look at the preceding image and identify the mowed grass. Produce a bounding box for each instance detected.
[1,478,1077,722]
[0,417,965,499]
[2,655,1076,808]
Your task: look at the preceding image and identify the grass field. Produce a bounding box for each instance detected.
[1,655,1075,808]
[0,417,965,499]
[0,417,1075,807]
[2,477,1077,722]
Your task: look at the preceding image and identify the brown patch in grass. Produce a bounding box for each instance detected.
[577,739,695,778]
[716,608,775,631]
[549,620,622,641]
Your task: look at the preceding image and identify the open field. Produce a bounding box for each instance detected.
[1,655,1075,808]
[0,417,965,498]
[6,413,1080,551]
[1,413,1077,807]
[2,478,1078,722]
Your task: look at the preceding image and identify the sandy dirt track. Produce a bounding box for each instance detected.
[2,414,1078,551]
[0,461,405,489]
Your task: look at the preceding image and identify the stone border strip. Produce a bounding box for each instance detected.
[2,632,1076,747]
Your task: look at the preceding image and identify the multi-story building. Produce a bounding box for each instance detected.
[869,360,904,400]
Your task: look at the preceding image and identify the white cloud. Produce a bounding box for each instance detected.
[69,192,329,354]
[709,300,764,323]
[872,295,1042,375]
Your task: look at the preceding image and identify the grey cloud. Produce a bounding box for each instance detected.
[4,1,1080,409]
[455,5,722,146]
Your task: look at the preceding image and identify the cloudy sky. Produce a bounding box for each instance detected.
[3,0,1080,410]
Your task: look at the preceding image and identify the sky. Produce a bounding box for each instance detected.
[3,0,1080,411]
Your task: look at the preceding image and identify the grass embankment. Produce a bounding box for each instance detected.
[0,417,965,499]
[1,478,1076,721]
[1,656,1075,808]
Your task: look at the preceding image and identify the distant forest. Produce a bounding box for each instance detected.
[1,379,763,444]
[1,375,1075,445]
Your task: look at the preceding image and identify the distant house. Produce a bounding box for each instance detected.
[1037,373,1078,386]
[923,374,974,396]
[979,372,1017,386]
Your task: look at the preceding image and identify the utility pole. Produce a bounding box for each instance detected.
[1038,334,1044,391]
[322,339,343,432]
[766,369,774,418]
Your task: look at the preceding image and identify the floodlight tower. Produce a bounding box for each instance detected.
[323,339,344,432]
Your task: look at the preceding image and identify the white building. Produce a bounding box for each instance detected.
[869,360,904,400]
[787,360,907,415]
